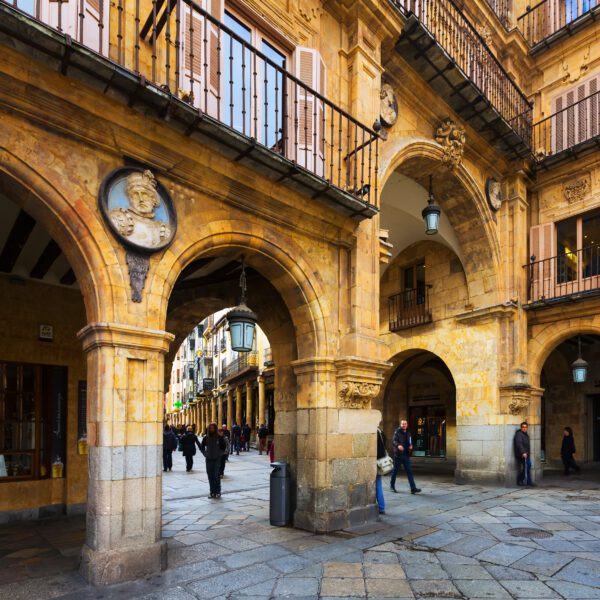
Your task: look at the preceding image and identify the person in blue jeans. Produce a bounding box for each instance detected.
[376,427,387,514]
[514,421,536,486]
[390,419,421,494]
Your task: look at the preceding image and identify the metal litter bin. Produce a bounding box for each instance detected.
[270,461,290,526]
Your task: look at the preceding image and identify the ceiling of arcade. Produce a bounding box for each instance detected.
[0,191,77,288]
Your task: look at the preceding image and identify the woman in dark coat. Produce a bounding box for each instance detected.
[200,423,227,498]
[180,426,202,472]
[561,427,581,475]
[376,427,387,515]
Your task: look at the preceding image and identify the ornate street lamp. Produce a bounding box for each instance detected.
[226,257,257,352]
[572,336,589,383]
[422,174,441,235]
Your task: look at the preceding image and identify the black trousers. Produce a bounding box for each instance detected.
[206,459,221,495]
[220,454,228,476]
[184,454,194,471]
[562,453,580,474]
[163,449,173,471]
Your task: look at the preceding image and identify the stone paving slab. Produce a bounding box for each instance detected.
[1,452,600,599]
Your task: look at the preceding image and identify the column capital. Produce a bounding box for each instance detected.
[77,322,174,354]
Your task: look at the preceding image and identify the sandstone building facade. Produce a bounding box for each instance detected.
[0,0,598,586]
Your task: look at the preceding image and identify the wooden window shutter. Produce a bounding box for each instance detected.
[294,47,326,176]
[184,10,203,78]
[529,223,555,301]
[207,0,222,98]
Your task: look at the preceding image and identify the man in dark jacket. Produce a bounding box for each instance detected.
[180,426,202,472]
[163,425,178,472]
[241,423,251,451]
[201,423,227,498]
[390,420,421,494]
[514,421,535,486]
[257,423,269,455]
[231,422,241,455]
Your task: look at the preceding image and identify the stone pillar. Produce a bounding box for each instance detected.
[227,389,233,431]
[245,381,253,428]
[258,376,265,426]
[211,397,217,424]
[236,385,243,425]
[77,323,173,585]
[217,395,223,426]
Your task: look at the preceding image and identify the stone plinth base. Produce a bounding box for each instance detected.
[80,540,167,585]
[294,503,379,533]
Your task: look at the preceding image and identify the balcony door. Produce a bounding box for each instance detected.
[39,0,109,55]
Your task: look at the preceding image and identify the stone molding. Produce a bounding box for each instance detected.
[337,380,381,409]
[77,322,175,353]
[455,301,518,325]
[434,118,466,168]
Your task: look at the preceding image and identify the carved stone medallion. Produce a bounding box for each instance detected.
[486,177,504,211]
[338,380,380,409]
[99,166,177,302]
[380,83,398,127]
[564,178,590,205]
[508,396,529,415]
[435,118,466,168]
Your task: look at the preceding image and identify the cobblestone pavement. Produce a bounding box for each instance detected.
[1,451,600,599]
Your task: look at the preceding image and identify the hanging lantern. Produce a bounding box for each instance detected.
[422,174,441,235]
[572,336,589,383]
[226,257,257,352]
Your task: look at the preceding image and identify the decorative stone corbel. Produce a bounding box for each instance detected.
[508,396,529,415]
[337,381,381,409]
[435,118,466,169]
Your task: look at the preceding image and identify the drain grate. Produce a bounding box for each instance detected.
[508,527,553,539]
[566,495,598,502]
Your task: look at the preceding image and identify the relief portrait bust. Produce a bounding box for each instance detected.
[99,167,177,253]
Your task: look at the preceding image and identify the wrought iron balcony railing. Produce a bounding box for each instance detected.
[532,88,600,164]
[389,287,432,331]
[485,0,511,27]
[518,0,599,47]
[391,0,532,151]
[3,0,378,210]
[525,246,600,304]
[222,351,258,380]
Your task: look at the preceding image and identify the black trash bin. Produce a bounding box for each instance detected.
[270,461,290,526]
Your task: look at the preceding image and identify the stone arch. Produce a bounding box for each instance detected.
[154,221,332,360]
[378,138,503,307]
[0,147,123,323]
[529,319,600,387]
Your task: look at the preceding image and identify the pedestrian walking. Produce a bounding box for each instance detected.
[162,425,178,472]
[180,426,202,472]
[390,419,421,494]
[257,423,269,455]
[514,421,536,486]
[242,422,251,451]
[200,423,227,498]
[376,427,389,514]
[231,422,241,455]
[561,426,581,475]
[218,426,230,478]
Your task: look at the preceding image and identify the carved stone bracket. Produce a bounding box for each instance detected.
[338,381,381,409]
[125,251,150,303]
[435,118,466,168]
[508,396,529,415]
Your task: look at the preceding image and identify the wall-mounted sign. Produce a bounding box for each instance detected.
[39,323,54,341]
[203,378,215,391]
[98,167,177,302]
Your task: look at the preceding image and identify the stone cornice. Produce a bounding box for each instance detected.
[77,322,175,353]
[455,301,519,325]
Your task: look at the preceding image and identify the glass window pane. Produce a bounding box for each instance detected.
[262,40,286,150]
[556,218,577,283]
[582,211,600,278]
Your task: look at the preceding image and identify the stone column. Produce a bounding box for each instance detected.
[245,381,253,428]
[236,385,243,425]
[258,376,265,426]
[226,389,233,431]
[211,397,217,423]
[77,323,173,585]
[217,395,223,426]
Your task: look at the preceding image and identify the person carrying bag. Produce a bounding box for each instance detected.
[376,427,392,515]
